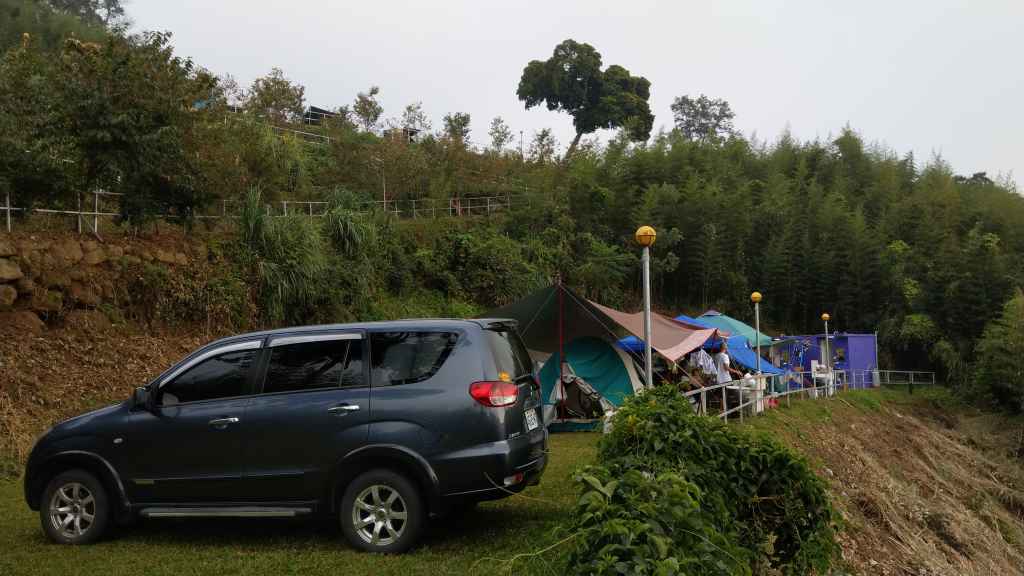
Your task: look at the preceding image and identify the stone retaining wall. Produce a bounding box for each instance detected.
[0,234,201,323]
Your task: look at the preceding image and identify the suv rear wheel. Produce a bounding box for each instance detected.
[340,469,424,553]
[40,469,110,545]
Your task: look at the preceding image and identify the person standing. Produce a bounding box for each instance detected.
[713,340,743,384]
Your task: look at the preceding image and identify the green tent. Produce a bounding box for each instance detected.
[698,310,774,348]
[537,337,643,408]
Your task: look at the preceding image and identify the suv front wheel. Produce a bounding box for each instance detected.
[40,469,110,545]
[340,469,424,553]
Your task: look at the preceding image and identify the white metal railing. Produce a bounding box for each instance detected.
[0,191,525,234]
[680,369,938,422]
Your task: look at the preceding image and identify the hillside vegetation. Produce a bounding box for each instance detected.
[3,8,1024,399]
[745,389,1024,575]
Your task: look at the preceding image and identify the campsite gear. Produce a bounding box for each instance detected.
[560,375,611,419]
[486,284,715,366]
[688,349,716,376]
[485,284,717,429]
[538,337,643,424]
[779,333,879,387]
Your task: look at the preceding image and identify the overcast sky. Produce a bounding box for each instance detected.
[130,0,1023,186]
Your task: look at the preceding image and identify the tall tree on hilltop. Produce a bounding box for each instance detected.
[400,101,431,134]
[45,0,124,27]
[245,67,305,124]
[528,128,558,164]
[488,116,513,153]
[442,112,471,144]
[671,94,735,143]
[353,85,383,132]
[517,39,653,162]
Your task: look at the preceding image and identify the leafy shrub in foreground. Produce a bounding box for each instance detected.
[565,466,748,576]
[593,385,839,575]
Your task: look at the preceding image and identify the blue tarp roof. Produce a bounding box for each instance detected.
[620,332,783,375]
[724,336,784,375]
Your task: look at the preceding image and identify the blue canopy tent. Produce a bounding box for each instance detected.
[698,310,774,348]
[724,336,783,375]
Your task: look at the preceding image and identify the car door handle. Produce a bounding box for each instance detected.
[327,405,360,415]
[208,417,240,428]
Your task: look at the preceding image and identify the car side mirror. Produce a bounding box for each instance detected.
[132,387,152,412]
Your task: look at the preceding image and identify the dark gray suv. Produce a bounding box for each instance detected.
[23,319,547,553]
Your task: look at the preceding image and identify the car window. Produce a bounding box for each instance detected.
[485,326,533,381]
[263,338,365,394]
[160,349,257,405]
[370,332,457,386]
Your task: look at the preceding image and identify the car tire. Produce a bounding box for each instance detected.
[340,469,424,554]
[40,469,110,545]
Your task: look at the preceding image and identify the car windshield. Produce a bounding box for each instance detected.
[485,325,533,381]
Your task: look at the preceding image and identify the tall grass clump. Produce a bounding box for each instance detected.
[237,187,334,326]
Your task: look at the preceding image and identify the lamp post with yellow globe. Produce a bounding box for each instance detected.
[636,226,656,389]
[751,292,763,374]
[821,313,831,374]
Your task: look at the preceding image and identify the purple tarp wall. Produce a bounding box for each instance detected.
[772,333,878,387]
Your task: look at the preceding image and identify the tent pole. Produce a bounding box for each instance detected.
[557,275,565,418]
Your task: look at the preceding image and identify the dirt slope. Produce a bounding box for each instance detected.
[746,389,1024,575]
[0,322,206,469]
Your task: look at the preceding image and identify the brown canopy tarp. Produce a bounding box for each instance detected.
[483,284,716,363]
[587,301,717,362]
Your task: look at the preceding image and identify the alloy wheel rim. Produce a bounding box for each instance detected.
[49,482,95,539]
[351,484,407,546]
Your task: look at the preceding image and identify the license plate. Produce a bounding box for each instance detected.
[524,409,539,431]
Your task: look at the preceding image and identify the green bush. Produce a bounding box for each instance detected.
[970,289,1024,413]
[419,226,544,308]
[565,466,748,576]
[584,385,839,575]
[121,261,251,332]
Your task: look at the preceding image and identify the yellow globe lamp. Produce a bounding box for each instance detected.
[821,313,830,322]
[635,225,656,247]
[750,291,762,304]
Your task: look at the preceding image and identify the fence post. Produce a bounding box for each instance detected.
[738,382,744,423]
[909,372,914,395]
[93,191,99,234]
[4,190,10,233]
[700,388,707,416]
[77,193,82,234]
[722,386,727,420]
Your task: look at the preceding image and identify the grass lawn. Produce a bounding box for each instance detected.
[0,433,599,576]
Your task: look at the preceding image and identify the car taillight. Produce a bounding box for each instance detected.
[469,381,519,407]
